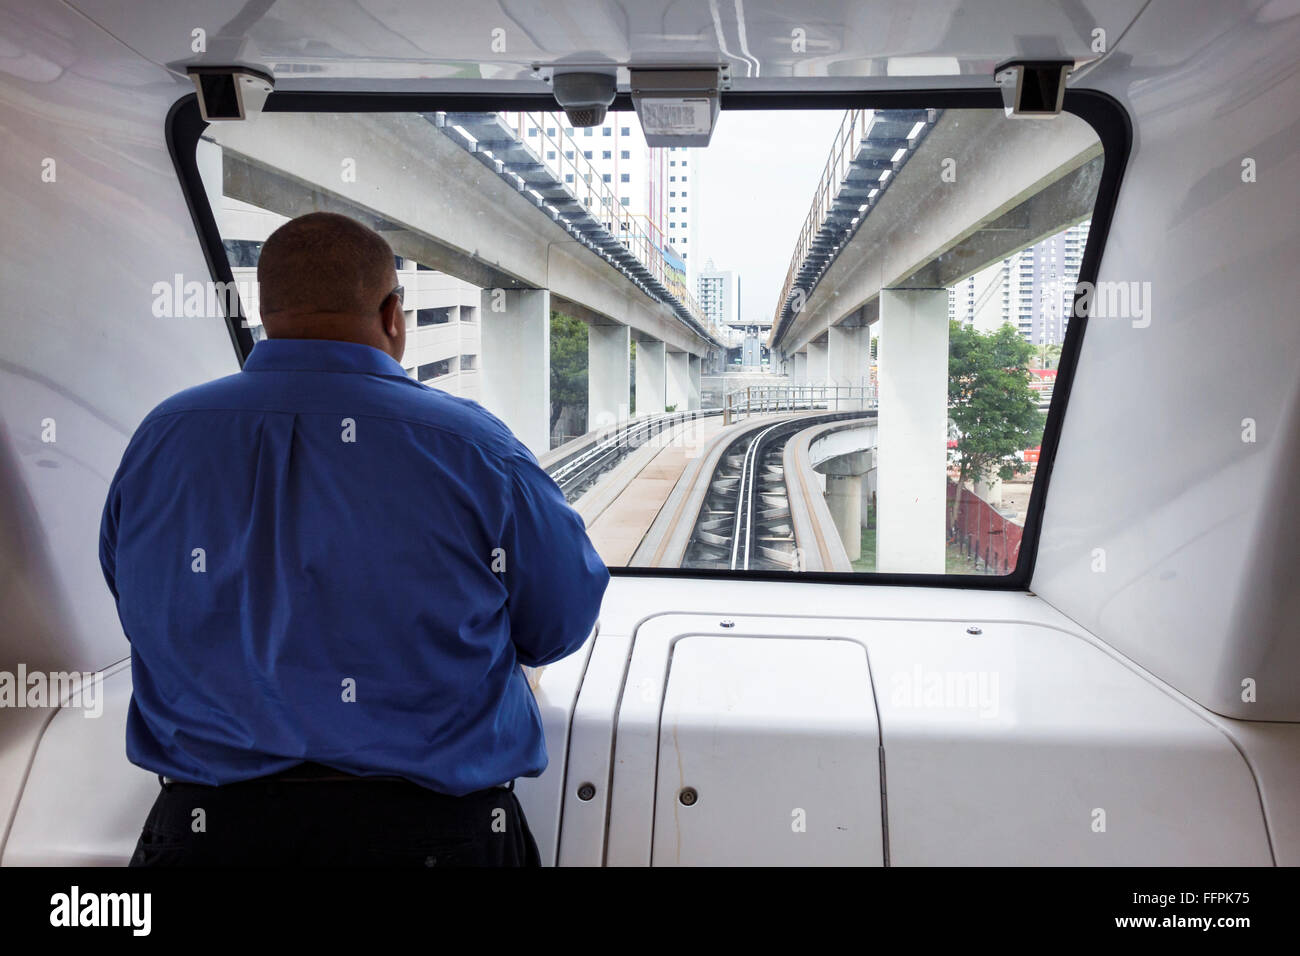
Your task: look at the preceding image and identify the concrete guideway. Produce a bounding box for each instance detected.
[772,108,940,341]
[629,410,870,569]
[772,107,1103,356]
[784,417,878,573]
[577,415,727,565]
[628,413,799,568]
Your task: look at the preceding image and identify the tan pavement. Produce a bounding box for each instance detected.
[579,416,726,565]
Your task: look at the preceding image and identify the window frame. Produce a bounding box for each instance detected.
[166,87,1131,591]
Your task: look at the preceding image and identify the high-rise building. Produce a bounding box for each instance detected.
[661,145,697,282]
[697,258,740,326]
[947,221,1091,346]
[698,258,768,368]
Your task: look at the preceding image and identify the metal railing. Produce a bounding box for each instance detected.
[548,408,721,499]
[769,108,935,344]
[772,109,873,332]
[723,385,878,424]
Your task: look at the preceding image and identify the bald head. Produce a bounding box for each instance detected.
[256,212,405,361]
[259,212,396,316]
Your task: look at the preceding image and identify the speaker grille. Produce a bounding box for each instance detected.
[566,107,607,128]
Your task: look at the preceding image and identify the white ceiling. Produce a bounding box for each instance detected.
[65,0,1149,89]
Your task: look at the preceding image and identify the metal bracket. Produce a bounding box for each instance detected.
[186,66,274,122]
[993,59,1073,117]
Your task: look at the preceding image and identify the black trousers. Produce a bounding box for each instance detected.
[128,770,541,867]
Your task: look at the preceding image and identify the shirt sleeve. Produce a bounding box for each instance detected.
[99,457,123,604]
[100,422,149,609]
[500,452,610,667]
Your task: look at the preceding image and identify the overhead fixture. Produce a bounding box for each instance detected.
[551,71,617,127]
[994,59,1072,117]
[629,69,723,147]
[186,66,274,121]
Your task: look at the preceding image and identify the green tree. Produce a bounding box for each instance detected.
[1034,342,1063,369]
[550,310,588,436]
[948,322,1045,530]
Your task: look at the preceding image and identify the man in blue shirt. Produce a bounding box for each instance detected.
[100,212,609,866]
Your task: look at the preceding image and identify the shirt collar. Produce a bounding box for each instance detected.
[242,338,408,378]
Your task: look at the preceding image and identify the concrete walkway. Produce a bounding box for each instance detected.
[577,416,726,565]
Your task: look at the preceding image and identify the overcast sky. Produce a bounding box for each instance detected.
[693,110,847,326]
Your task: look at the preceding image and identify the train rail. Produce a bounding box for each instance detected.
[631,409,875,570]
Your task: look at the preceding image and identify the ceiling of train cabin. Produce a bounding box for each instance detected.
[61,0,1149,89]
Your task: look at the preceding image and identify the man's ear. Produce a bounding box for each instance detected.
[381,292,403,339]
[380,290,406,362]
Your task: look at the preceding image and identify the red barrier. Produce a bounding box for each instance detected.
[946,481,1024,574]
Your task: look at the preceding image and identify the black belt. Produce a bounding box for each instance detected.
[265,761,408,783]
[159,763,514,790]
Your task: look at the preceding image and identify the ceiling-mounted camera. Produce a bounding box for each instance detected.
[551,72,617,128]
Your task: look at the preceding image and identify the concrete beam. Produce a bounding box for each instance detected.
[819,449,873,477]
[875,289,948,573]
[772,108,1102,356]
[480,288,550,455]
[211,114,712,357]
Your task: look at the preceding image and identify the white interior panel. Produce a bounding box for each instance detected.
[653,636,882,866]
[3,647,592,867]
[2,664,155,866]
[869,621,1272,865]
[595,601,1274,867]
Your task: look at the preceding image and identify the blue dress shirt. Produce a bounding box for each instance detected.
[99,338,609,795]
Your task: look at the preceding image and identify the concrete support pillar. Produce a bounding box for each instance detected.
[792,351,808,385]
[821,448,872,562]
[588,322,630,431]
[861,467,878,529]
[687,354,702,410]
[826,475,864,562]
[807,338,829,385]
[665,350,690,411]
[828,325,871,409]
[974,474,1003,509]
[480,288,550,455]
[636,338,667,415]
[876,288,949,573]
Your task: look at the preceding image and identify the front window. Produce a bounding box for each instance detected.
[193,96,1115,582]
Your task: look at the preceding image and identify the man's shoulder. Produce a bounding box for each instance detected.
[136,370,529,465]
[393,383,527,462]
[133,373,247,432]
